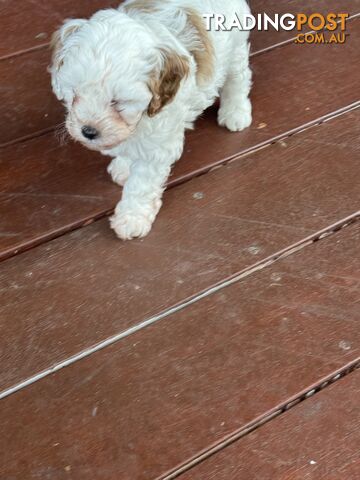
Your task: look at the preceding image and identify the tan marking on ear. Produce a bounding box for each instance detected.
[124,3,214,84]
[185,8,215,85]
[147,49,189,117]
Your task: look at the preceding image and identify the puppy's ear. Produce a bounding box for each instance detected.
[147,49,190,117]
[50,19,85,71]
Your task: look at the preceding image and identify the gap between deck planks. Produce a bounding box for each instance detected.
[1,102,359,262]
[0,109,359,394]
[1,11,359,147]
[176,369,360,480]
[0,18,359,261]
[1,212,359,402]
[0,220,359,480]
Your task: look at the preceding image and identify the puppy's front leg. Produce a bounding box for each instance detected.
[110,136,183,240]
[107,155,132,187]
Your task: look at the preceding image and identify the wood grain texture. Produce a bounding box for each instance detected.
[181,371,360,480]
[0,0,118,59]
[0,221,359,480]
[1,21,359,258]
[0,110,359,392]
[0,48,63,144]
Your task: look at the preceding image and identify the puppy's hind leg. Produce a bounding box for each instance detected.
[218,42,252,132]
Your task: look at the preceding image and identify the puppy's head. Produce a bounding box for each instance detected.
[50,9,189,151]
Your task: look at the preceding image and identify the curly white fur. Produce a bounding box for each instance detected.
[50,0,252,240]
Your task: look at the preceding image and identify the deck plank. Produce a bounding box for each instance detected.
[0,21,359,259]
[0,0,118,59]
[180,371,360,480]
[1,48,63,144]
[0,110,359,392]
[0,221,359,479]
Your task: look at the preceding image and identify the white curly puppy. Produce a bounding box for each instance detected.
[50,0,252,240]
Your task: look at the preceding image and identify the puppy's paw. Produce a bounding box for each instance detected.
[218,99,252,132]
[107,157,131,186]
[110,211,153,240]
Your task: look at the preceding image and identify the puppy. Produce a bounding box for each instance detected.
[50,0,252,240]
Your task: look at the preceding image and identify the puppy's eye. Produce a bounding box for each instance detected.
[111,100,125,113]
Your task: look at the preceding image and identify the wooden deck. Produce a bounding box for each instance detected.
[0,1,359,479]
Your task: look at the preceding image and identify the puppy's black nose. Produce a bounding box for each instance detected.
[81,125,99,140]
